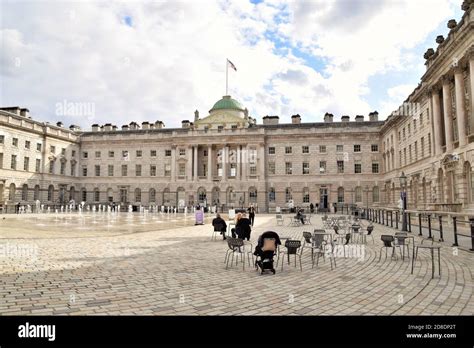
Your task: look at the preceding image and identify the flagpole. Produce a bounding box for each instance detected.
[225,59,228,95]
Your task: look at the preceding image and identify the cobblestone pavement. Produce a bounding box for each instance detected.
[0,212,472,315]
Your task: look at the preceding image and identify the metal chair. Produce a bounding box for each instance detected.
[302,232,318,261]
[277,240,303,271]
[361,225,375,244]
[378,235,397,262]
[312,232,336,269]
[394,232,410,260]
[224,237,247,270]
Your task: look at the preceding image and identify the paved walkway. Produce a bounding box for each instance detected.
[0,212,472,315]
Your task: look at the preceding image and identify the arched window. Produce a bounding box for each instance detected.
[149,188,156,203]
[34,185,40,201]
[81,188,87,202]
[197,187,206,203]
[9,183,16,201]
[163,188,170,205]
[249,187,257,203]
[94,188,100,202]
[337,187,344,203]
[268,187,275,202]
[303,187,310,203]
[285,188,292,202]
[135,188,141,202]
[372,186,379,203]
[22,184,28,201]
[355,186,362,202]
[47,185,54,201]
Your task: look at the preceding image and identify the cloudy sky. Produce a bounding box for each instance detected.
[0,0,463,129]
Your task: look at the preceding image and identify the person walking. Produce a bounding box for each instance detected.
[247,205,256,226]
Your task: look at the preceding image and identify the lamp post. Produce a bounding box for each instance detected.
[399,171,408,231]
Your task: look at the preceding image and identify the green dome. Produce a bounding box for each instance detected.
[209,96,245,113]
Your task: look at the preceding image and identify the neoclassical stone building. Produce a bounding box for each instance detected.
[0,2,473,213]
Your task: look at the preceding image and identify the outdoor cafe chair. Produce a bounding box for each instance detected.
[277,239,303,271]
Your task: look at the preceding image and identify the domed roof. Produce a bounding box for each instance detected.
[209,95,245,113]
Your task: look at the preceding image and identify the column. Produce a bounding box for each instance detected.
[469,50,474,136]
[258,143,265,178]
[454,67,468,147]
[171,146,176,182]
[236,146,241,181]
[193,145,198,181]
[186,145,192,180]
[207,145,212,181]
[441,76,454,152]
[431,88,444,156]
[222,146,228,181]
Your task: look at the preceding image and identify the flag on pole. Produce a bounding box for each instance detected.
[227,59,237,71]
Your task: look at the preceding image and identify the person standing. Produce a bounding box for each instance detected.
[309,203,314,214]
[247,205,255,226]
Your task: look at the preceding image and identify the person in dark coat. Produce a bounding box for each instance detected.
[212,213,227,240]
[309,203,314,214]
[247,205,256,226]
[236,213,252,241]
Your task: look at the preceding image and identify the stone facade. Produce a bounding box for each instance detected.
[0,3,473,213]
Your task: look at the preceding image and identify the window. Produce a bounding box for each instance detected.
[403,128,406,139]
[82,166,88,176]
[285,188,292,202]
[421,137,425,158]
[164,164,171,176]
[303,188,310,203]
[285,162,292,175]
[203,150,208,157]
[414,141,418,161]
[81,189,87,202]
[95,151,101,158]
[372,162,379,173]
[302,146,309,154]
[413,119,417,131]
[50,145,55,153]
[354,162,361,174]
[136,150,142,158]
[95,165,100,176]
[319,145,326,153]
[150,165,157,176]
[268,187,275,202]
[179,149,186,156]
[249,188,257,203]
[337,187,344,203]
[108,165,114,176]
[398,131,401,141]
[285,146,292,154]
[23,157,29,171]
[108,151,114,158]
[353,144,361,152]
[0,153,3,169]
[61,148,66,156]
[268,147,275,155]
[178,163,185,176]
[25,140,30,149]
[372,186,380,202]
[135,188,141,202]
[231,125,238,130]
[47,185,54,201]
[37,143,42,151]
[409,144,412,163]
[150,189,156,203]
[336,145,343,153]
[403,148,407,165]
[371,144,378,152]
[428,133,431,155]
[35,159,41,172]
[34,185,40,200]
[337,160,344,173]
[60,161,65,175]
[49,161,54,174]
[217,126,224,132]
[150,150,157,157]
[399,151,402,167]
[165,149,171,157]
[136,164,142,176]
[83,151,88,159]
[121,165,128,176]
[408,124,411,135]
[268,162,276,175]
[0,135,4,144]
[355,187,362,202]
[70,162,76,176]
[12,138,18,147]
[94,189,100,202]
[250,165,257,175]
[319,161,326,174]
[302,162,309,174]
[72,150,76,157]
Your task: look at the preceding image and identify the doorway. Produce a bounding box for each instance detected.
[319,187,328,211]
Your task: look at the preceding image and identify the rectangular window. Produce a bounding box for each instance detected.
[72,150,76,157]
[37,143,42,151]
[319,161,326,174]
[108,165,114,176]
[403,148,407,166]
[136,150,142,158]
[25,140,30,149]
[285,146,292,154]
[336,145,343,153]
[83,151,88,159]
[136,164,142,176]
[285,162,292,175]
[70,162,76,176]
[414,141,418,161]
[82,166,88,177]
[421,137,425,158]
[61,148,66,156]
[268,162,276,175]
[337,160,344,173]
[121,164,128,176]
[49,161,54,174]
[409,144,412,163]
[150,150,157,157]
[250,165,257,175]
[354,162,362,173]
[353,144,361,152]
[0,135,4,144]
[12,138,18,147]
[35,159,41,172]
[302,146,309,154]
[50,145,55,153]
[413,119,417,131]
[217,126,224,132]
[165,149,171,157]
[0,153,3,169]
[408,124,411,135]
[150,165,157,176]
[399,150,402,167]
[371,144,378,152]
[60,161,65,175]
[403,128,406,139]
[319,145,326,153]
[428,133,432,155]
[372,163,379,174]
[203,150,208,157]
[95,151,101,158]
[302,162,309,174]
[108,151,114,158]
[179,149,186,156]
[178,163,185,176]
[268,147,275,155]
[95,165,100,176]
[164,164,171,176]
[23,157,29,171]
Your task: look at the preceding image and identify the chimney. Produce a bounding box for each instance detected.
[69,124,81,131]
[20,108,30,117]
[262,115,279,125]
[91,124,100,132]
[194,110,199,122]
[291,114,301,124]
[341,115,350,122]
[56,121,63,127]
[122,124,129,131]
[154,121,164,129]
[324,112,334,123]
[182,120,190,128]
[141,121,149,130]
[369,111,379,121]
[129,122,139,130]
[355,115,364,122]
[112,125,117,131]
[104,123,112,131]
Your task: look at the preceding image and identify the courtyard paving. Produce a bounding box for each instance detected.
[0,212,472,315]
